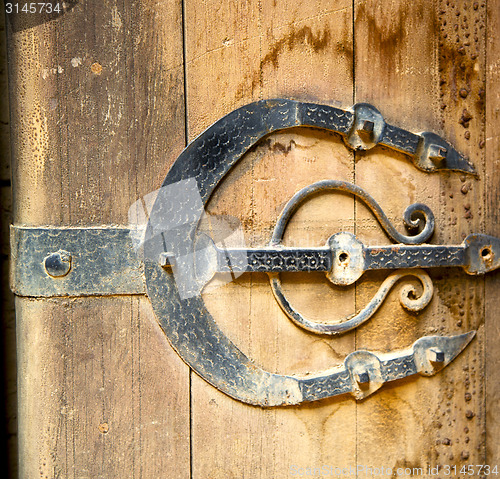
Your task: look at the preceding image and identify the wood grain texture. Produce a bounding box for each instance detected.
[486,0,500,465]
[6,0,499,477]
[354,0,487,471]
[354,1,445,470]
[434,0,488,468]
[8,2,190,477]
[185,1,357,476]
[17,296,190,479]
[9,3,186,226]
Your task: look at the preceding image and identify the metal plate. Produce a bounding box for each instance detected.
[10,226,145,297]
[143,99,478,406]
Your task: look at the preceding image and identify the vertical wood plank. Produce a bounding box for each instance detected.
[353,1,444,470]
[16,297,190,478]
[354,0,487,471]
[0,10,16,477]
[485,0,500,465]
[184,1,358,477]
[8,2,191,477]
[435,1,487,468]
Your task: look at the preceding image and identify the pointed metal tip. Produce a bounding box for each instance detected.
[458,160,478,176]
[445,148,477,176]
[451,331,476,356]
[465,330,476,345]
[414,332,476,376]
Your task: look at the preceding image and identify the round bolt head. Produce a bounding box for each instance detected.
[44,250,72,277]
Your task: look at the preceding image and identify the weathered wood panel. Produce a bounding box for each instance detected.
[353,0,446,470]
[434,0,487,467]
[6,0,499,477]
[354,0,487,470]
[185,1,357,476]
[8,2,190,477]
[486,0,500,466]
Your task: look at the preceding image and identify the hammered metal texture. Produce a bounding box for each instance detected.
[143,99,477,406]
[11,227,145,297]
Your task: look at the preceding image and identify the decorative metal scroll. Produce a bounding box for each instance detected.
[10,99,497,405]
[140,99,496,406]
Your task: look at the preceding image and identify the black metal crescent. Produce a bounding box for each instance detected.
[144,99,475,406]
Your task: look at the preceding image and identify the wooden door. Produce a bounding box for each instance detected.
[7,1,499,477]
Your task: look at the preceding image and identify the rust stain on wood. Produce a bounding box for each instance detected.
[235,24,331,100]
[355,2,427,63]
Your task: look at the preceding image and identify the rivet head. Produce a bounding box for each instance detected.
[355,371,370,384]
[429,348,445,363]
[428,144,448,164]
[360,120,374,132]
[44,250,72,277]
[159,252,175,269]
[356,120,375,141]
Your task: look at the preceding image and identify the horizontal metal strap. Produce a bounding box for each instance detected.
[10,226,146,297]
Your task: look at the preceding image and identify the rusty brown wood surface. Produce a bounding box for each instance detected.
[6,1,499,478]
[8,3,191,478]
[192,1,356,475]
[353,0,488,469]
[0,9,16,478]
[486,0,500,466]
[354,0,448,468]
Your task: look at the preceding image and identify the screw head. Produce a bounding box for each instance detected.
[44,250,72,277]
[355,371,370,384]
[429,348,445,363]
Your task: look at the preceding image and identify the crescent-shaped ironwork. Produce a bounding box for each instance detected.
[144,99,479,406]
